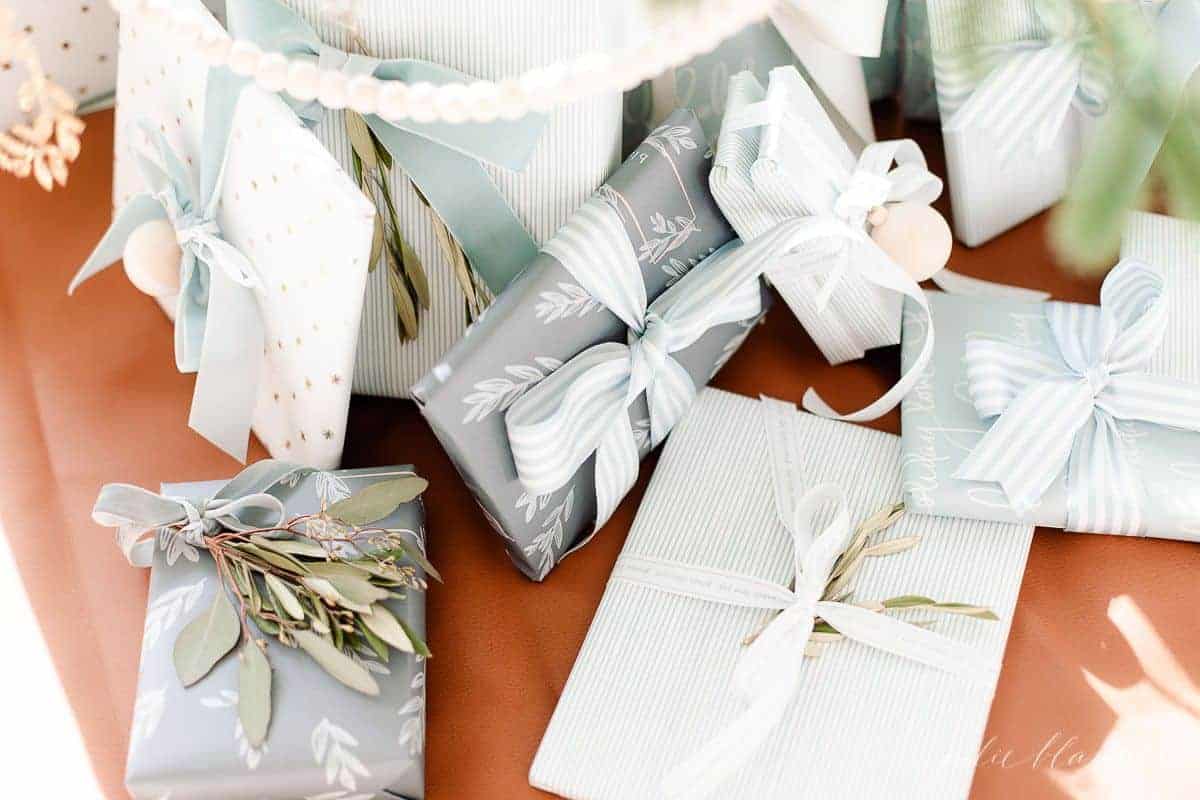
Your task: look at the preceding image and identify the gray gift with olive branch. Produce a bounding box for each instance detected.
[413,109,767,582]
[123,466,429,800]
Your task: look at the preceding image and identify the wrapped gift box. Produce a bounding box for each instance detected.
[862,0,938,121]
[625,3,882,152]
[413,110,768,580]
[82,0,374,469]
[204,0,624,400]
[900,212,1200,539]
[123,465,428,800]
[531,389,1033,799]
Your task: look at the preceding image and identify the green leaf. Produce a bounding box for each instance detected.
[360,603,414,653]
[928,602,999,621]
[374,539,441,583]
[370,125,393,171]
[386,246,420,339]
[399,235,430,310]
[345,111,378,171]
[294,630,380,696]
[173,588,241,687]
[356,617,391,662]
[326,476,429,527]
[301,576,367,612]
[327,574,391,608]
[250,614,280,636]
[265,573,305,621]
[251,536,331,560]
[396,616,431,658]
[238,642,272,747]
[881,595,937,610]
[235,542,311,575]
[369,212,385,272]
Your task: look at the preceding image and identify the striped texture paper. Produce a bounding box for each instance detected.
[928,0,1085,246]
[531,389,1033,799]
[280,0,624,399]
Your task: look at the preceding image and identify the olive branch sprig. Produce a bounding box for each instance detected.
[170,474,438,748]
[744,503,997,656]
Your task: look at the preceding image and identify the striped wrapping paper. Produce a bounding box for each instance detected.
[113,0,625,400]
[927,0,1090,246]
[899,211,1200,539]
[531,388,1033,799]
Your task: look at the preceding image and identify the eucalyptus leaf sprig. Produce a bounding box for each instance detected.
[170,475,438,748]
[744,503,997,657]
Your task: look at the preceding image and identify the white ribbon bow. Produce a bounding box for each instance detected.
[506,198,763,533]
[944,0,1113,164]
[956,258,1200,534]
[610,400,996,799]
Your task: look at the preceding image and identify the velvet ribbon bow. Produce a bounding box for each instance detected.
[69,67,263,462]
[90,460,305,568]
[225,0,548,295]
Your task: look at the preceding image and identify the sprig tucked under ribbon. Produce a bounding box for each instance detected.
[227,0,547,335]
[610,397,998,800]
[956,257,1200,533]
[68,67,262,463]
[90,460,438,748]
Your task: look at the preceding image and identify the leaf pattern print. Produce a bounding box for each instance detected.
[638,212,699,265]
[644,123,698,157]
[143,578,206,657]
[631,418,652,453]
[201,690,267,770]
[314,471,352,505]
[523,488,575,580]
[663,257,690,286]
[535,282,601,323]
[158,526,200,567]
[311,718,371,792]
[461,357,563,424]
[397,663,425,758]
[130,687,165,746]
[515,491,552,524]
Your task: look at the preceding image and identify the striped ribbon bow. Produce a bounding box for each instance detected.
[614,400,994,799]
[90,461,305,568]
[226,0,547,294]
[68,67,264,463]
[943,0,1114,164]
[506,197,763,531]
[956,259,1200,534]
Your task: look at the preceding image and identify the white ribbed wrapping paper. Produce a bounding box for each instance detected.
[282,0,624,399]
[928,0,1088,246]
[531,388,1034,800]
[1126,212,1200,385]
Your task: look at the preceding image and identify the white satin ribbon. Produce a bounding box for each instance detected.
[609,399,995,799]
[943,0,1113,164]
[506,231,763,532]
[956,258,1200,533]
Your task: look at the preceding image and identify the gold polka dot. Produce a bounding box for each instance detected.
[300,431,307,442]
[330,374,342,385]
[304,377,312,389]
[323,429,334,440]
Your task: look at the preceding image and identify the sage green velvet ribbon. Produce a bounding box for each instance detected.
[68,67,262,463]
[226,0,546,295]
[91,460,308,568]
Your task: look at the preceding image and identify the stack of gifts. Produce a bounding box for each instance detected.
[51,0,1200,797]
[862,0,940,121]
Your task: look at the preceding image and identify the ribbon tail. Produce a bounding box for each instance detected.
[187,268,263,463]
[67,194,168,294]
[366,115,538,295]
[215,459,310,501]
[801,244,931,422]
[661,667,804,800]
[593,415,641,532]
[200,66,249,211]
[815,601,999,684]
[1065,412,1143,535]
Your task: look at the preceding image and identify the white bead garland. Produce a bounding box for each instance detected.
[107,0,777,124]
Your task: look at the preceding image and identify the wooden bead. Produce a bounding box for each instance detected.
[869,201,953,282]
[123,218,182,297]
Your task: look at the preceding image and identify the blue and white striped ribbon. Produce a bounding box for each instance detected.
[956,258,1200,534]
[942,0,1113,165]
[506,221,763,531]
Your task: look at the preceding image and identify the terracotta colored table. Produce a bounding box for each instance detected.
[2,107,1198,800]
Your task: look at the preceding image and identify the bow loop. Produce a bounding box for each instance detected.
[91,461,305,567]
[955,259,1200,530]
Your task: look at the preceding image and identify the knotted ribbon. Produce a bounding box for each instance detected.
[68,67,262,462]
[956,258,1200,534]
[943,0,1115,164]
[226,0,547,294]
[712,66,941,422]
[505,196,763,532]
[90,460,306,568]
[610,398,994,799]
